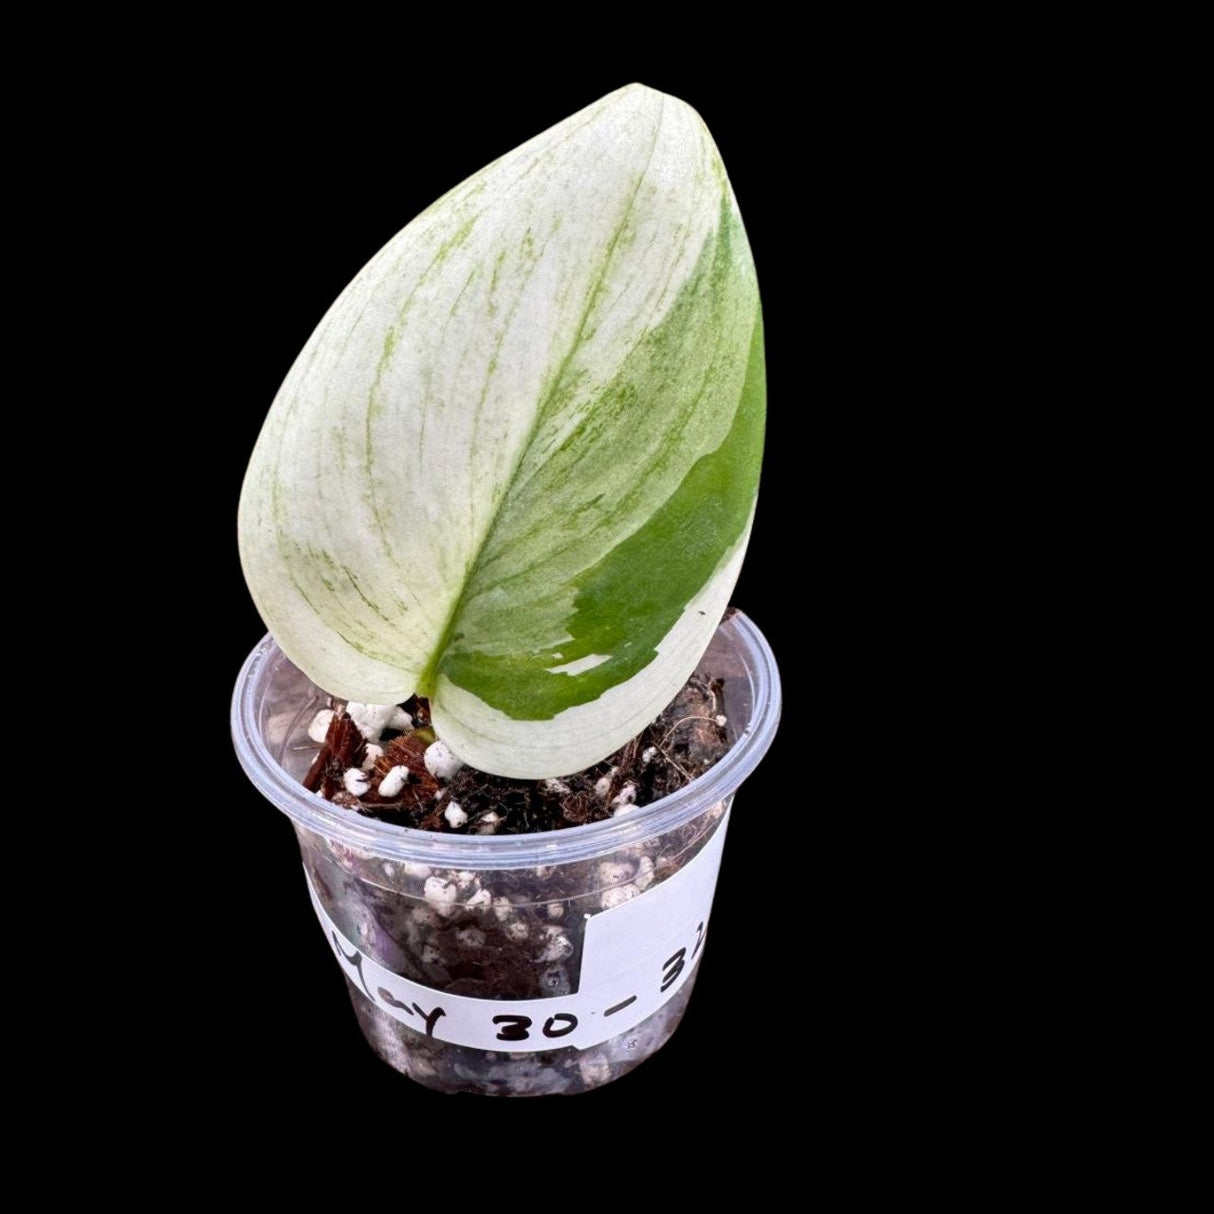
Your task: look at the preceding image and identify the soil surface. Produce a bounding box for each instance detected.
[303,669,731,834]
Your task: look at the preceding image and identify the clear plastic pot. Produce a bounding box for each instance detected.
[231,610,779,1096]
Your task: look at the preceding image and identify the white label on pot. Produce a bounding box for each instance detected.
[304,810,730,1052]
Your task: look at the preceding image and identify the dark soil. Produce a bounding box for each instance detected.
[303,672,730,834]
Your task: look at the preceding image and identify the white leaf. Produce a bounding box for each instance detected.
[239,84,765,776]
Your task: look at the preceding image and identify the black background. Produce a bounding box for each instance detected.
[61,28,1124,1193]
[175,64,827,1141]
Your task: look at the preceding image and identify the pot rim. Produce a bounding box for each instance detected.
[231,610,780,869]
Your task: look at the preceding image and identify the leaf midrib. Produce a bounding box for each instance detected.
[414,99,668,699]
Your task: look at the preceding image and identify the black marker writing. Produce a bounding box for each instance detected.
[374,989,445,1036]
[543,1014,578,1038]
[332,931,373,999]
[691,920,706,959]
[412,1002,446,1038]
[662,947,686,993]
[492,1014,532,1042]
[490,1013,580,1041]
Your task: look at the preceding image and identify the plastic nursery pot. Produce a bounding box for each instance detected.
[231,610,780,1096]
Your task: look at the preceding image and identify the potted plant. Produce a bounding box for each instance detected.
[232,83,780,1096]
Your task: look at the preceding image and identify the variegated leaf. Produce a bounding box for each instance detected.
[238,83,765,777]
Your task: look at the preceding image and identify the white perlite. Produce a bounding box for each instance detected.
[345,702,405,740]
[308,709,334,743]
[635,856,656,890]
[310,704,409,752]
[342,768,370,796]
[610,782,637,811]
[535,927,574,962]
[444,801,469,828]
[578,1058,612,1087]
[423,876,459,905]
[597,860,634,887]
[378,765,409,797]
[601,883,640,910]
[424,740,464,780]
